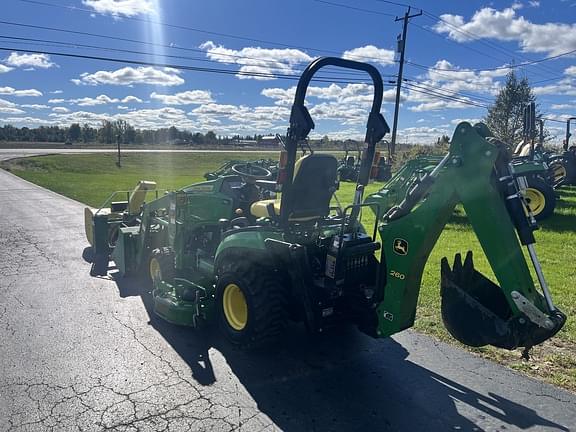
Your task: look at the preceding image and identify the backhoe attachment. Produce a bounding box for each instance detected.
[441,251,565,351]
[367,122,566,351]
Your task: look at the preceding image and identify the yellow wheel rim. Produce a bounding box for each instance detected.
[223,283,248,331]
[524,188,546,215]
[149,257,162,282]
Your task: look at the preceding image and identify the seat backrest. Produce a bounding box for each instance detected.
[128,180,157,215]
[285,153,338,220]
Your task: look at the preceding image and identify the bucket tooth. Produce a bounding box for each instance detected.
[441,251,519,349]
[453,252,463,278]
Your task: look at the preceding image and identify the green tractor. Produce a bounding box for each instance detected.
[508,104,558,221]
[558,117,576,186]
[85,57,565,354]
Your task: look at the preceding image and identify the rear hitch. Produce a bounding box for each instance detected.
[441,251,566,351]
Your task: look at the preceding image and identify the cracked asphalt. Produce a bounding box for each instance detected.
[0,165,575,431]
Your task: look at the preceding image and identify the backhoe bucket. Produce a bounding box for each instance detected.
[441,252,520,349]
[441,251,566,350]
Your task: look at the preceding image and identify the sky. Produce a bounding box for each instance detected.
[0,0,575,144]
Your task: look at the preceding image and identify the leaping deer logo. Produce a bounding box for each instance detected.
[393,238,409,256]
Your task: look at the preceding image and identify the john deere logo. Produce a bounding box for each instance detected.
[393,238,409,256]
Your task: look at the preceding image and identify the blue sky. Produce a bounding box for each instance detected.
[0,0,575,144]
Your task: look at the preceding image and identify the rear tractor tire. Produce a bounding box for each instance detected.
[549,160,567,186]
[524,177,556,221]
[149,247,175,285]
[216,260,288,349]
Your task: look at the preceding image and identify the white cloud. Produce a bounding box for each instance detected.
[528,0,540,6]
[0,98,25,114]
[71,94,120,106]
[401,59,508,112]
[82,0,156,17]
[72,66,184,86]
[190,103,240,117]
[0,64,13,73]
[534,80,576,96]
[200,41,313,80]
[121,95,143,103]
[52,107,70,113]
[342,45,395,67]
[309,128,365,141]
[0,116,52,126]
[262,83,398,108]
[533,66,576,96]
[409,100,470,112]
[433,7,576,56]
[0,98,17,108]
[117,105,129,110]
[50,90,63,94]
[21,104,49,109]
[5,52,56,69]
[260,82,397,125]
[261,87,296,106]
[397,126,451,144]
[49,107,199,130]
[150,90,213,105]
[450,118,482,125]
[51,94,143,106]
[0,86,43,97]
[550,103,573,110]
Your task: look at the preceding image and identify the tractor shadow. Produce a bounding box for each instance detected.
[111,275,570,432]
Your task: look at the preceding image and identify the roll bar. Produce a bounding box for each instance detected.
[280,57,390,226]
[565,117,576,151]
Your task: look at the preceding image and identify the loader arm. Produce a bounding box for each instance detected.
[367,122,566,351]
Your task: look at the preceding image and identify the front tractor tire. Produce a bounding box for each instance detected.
[216,260,288,349]
[524,177,556,221]
[149,247,175,284]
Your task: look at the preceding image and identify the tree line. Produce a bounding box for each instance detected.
[0,120,267,145]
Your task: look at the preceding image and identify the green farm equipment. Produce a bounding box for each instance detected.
[337,141,361,182]
[204,158,279,181]
[507,104,558,220]
[85,57,566,353]
[559,117,576,186]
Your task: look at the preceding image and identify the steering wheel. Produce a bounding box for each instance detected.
[231,163,272,182]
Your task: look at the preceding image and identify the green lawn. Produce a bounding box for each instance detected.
[2,152,575,391]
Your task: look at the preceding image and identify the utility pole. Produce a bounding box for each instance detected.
[390,6,422,157]
[116,133,121,168]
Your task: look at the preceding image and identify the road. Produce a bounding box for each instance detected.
[0,166,574,431]
[0,148,278,160]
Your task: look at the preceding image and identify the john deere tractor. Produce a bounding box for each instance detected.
[85,57,566,354]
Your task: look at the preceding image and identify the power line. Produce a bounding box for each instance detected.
[0,35,378,81]
[420,10,562,77]
[410,22,510,65]
[372,0,414,9]
[403,82,490,109]
[389,6,422,155]
[320,1,567,79]
[0,19,399,74]
[403,77,494,103]
[406,61,573,89]
[406,47,576,74]
[0,45,400,85]
[313,0,396,17]
[14,0,346,57]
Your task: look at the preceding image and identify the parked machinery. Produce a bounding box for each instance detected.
[85,57,566,355]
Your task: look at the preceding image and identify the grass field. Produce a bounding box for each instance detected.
[2,152,575,391]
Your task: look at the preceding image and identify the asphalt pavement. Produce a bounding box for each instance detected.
[0,164,575,431]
